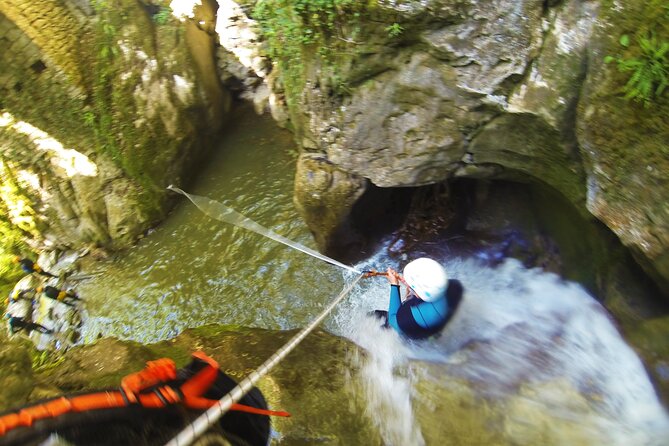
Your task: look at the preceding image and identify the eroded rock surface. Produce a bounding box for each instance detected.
[0,0,229,250]
[230,0,669,294]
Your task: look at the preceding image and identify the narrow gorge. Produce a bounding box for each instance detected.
[1,1,668,445]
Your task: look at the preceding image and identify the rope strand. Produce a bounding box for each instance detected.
[167,186,361,274]
[165,274,363,446]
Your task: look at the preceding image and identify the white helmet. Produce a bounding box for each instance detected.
[403,258,448,302]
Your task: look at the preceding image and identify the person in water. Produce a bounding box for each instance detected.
[13,257,57,278]
[374,257,463,340]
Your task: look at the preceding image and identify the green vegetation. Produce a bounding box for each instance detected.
[31,349,66,373]
[606,33,669,107]
[153,6,172,25]
[252,0,368,103]
[89,1,165,217]
[90,2,123,164]
[0,159,37,288]
[603,0,669,107]
[385,22,404,38]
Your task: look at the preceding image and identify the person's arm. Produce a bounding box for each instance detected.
[386,268,402,331]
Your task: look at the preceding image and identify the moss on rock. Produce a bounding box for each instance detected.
[3,325,383,445]
[0,337,35,409]
[577,0,669,295]
[0,0,229,259]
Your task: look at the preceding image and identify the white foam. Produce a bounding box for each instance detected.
[333,253,669,445]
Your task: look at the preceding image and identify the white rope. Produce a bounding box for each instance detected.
[167,186,361,274]
[165,274,363,446]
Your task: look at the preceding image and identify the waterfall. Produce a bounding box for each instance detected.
[334,254,669,445]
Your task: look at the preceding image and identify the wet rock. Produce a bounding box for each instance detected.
[0,326,382,445]
[504,379,603,445]
[468,113,586,209]
[576,2,669,295]
[412,370,504,445]
[328,51,467,187]
[283,0,581,255]
[623,316,669,407]
[262,0,669,299]
[0,0,229,252]
[0,337,35,409]
[293,153,367,255]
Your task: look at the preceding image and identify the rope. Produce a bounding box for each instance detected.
[165,274,363,446]
[167,186,361,274]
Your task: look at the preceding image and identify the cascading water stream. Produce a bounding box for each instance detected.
[74,107,669,445]
[335,249,669,445]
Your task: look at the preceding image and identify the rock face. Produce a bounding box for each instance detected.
[233,0,668,295]
[576,3,669,295]
[293,154,368,255]
[0,0,230,250]
[285,0,595,239]
[0,326,382,445]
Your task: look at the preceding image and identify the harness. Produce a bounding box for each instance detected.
[0,352,289,437]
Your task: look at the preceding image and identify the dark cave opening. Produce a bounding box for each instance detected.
[345,177,668,316]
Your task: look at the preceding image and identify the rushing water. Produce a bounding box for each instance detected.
[76,105,669,444]
[341,252,669,445]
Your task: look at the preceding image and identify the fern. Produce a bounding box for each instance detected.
[606,32,669,107]
[385,22,404,38]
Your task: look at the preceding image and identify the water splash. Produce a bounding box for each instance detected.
[167,186,360,273]
[348,318,425,446]
[335,253,669,445]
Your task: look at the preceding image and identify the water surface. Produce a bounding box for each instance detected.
[76,105,669,445]
[79,106,346,342]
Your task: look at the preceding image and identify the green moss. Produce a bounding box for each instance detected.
[251,0,382,115]
[86,0,181,219]
[0,337,35,409]
[601,0,669,107]
[528,185,623,294]
[582,2,669,212]
[625,316,669,404]
[627,316,669,358]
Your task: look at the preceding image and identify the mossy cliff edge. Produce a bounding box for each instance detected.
[0,0,229,258]
[232,0,669,298]
[0,326,382,445]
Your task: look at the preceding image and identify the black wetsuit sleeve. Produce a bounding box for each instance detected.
[442,279,463,326]
[396,279,464,340]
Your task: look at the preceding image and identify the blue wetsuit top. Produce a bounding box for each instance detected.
[388,279,463,339]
